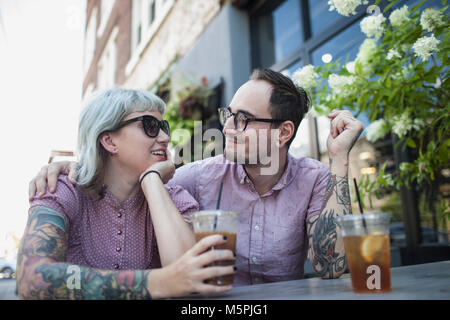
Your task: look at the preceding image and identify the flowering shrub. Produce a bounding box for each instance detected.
[293,0,449,216]
[164,75,213,147]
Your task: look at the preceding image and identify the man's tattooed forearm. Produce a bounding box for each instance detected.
[320,174,352,215]
[334,175,352,214]
[307,171,352,278]
[307,209,348,278]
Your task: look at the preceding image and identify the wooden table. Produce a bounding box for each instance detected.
[183,260,450,300]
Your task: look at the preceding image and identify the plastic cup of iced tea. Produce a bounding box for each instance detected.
[336,212,392,293]
[192,210,239,286]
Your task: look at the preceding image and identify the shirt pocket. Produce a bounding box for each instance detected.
[272,204,306,256]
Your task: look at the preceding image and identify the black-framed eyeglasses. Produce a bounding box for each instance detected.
[218,107,285,132]
[115,115,170,138]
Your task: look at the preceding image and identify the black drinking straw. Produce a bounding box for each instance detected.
[353,178,364,214]
[216,181,224,210]
[214,181,224,231]
[353,178,367,229]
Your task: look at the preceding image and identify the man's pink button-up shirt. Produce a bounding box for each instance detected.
[169,154,330,286]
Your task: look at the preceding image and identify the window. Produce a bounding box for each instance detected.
[98,0,115,36]
[97,27,118,90]
[308,0,343,36]
[83,7,97,75]
[149,0,156,26]
[311,19,365,67]
[283,60,312,158]
[251,0,304,69]
[311,19,368,155]
[127,0,175,75]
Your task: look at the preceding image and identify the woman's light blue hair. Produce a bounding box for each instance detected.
[77,87,166,193]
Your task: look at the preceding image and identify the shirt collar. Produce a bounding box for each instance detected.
[101,185,145,210]
[236,153,297,191]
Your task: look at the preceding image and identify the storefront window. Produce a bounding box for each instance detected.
[282,60,311,158]
[251,0,303,69]
[308,0,341,36]
[311,19,365,67]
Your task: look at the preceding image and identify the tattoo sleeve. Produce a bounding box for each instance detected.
[17,206,153,300]
[306,160,351,279]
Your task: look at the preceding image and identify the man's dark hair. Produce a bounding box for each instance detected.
[250,68,311,146]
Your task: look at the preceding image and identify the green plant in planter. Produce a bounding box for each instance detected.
[293,0,449,219]
[164,75,214,149]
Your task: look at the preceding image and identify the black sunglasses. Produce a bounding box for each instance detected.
[115,115,170,138]
[218,107,285,132]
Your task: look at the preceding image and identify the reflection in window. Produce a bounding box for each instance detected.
[252,0,303,69]
[311,20,368,156]
[308,0,341,36]
[284,60,311,158]
[311,19,365,67]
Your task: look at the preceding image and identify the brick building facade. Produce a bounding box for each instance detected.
[82,0,227,99]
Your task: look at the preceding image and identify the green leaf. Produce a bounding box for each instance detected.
[383,1,398,13]
[406,138,417,148]
[411,0,426,13]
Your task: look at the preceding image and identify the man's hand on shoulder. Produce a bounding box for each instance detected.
[29,161,79,200]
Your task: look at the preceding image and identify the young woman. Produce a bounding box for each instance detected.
[17,88,234,299]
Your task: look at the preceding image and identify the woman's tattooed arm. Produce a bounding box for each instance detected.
[17,206,152,300]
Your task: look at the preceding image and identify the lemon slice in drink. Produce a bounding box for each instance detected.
[361,235,384,263]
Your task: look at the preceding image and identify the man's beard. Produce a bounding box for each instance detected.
[223,131,281,175]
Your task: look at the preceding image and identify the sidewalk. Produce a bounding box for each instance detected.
[0,279,18,300]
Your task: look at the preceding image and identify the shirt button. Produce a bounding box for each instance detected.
[117,230,123,235]
[116,247,121,252]
[117,213,122,218]
[252,256,257,262]
[254,225,260,231]
[114,264,119,269]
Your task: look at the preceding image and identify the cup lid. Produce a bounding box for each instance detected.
[335,212,391,222]
[192,210,240,218]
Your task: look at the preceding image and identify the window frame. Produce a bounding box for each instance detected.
[126,0,175,76]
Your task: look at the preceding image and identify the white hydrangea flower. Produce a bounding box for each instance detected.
[386,48,402,60]
[360,13,386,39]
[420,8,446,32]
[356,38,378,75]
[389,5,411,28]
[292,65,319,89]
[328,0,368,17]
[412,118,425,131]
[383,174,395,187]
[391,113,411,138]
[346,61,356,74]
[399,162,409,172]
[401,44,410,53]
[390,112,425,138]
[412,35,440,62]
[366,119,389,142]
[392,66,409,80]
[328,74,357,97]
